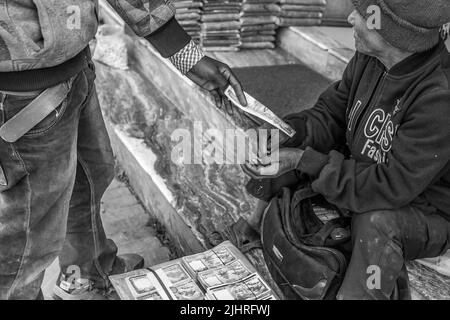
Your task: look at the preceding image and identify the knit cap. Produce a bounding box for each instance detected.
[351,0,450,52]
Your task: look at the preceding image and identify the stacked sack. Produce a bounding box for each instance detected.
[277,0,326,27]
[200,0,242,51]
[239,0,280,49]
[174,0,203,43]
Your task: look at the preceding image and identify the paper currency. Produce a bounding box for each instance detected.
[183,251,224,274]
[213,247,237,264]
[137,291,163,300]
[224,86,296,138]
[207,274,272,300]
[160,263,190,285]
[198,260,252,289]
[170,281,205,300]
[127,274,156,295]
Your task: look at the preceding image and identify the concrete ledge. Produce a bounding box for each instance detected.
[106,123,205,256]
[277,26,354,81]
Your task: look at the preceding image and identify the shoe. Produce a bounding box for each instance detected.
[225,218,262,253]
[111,253,145,274]
[52,253,145,300]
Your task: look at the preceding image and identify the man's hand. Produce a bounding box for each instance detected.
[257,122,290,150]
[242,148,304,179]
[186,56,247,113]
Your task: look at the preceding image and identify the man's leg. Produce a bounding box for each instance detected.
[58,62,143,293]
[337,202,450,300]
[0,71,89,299]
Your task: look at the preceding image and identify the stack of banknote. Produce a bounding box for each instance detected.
[277,0,326,27]
[174,0,204,43]
[239,0,280,49]
[200,0,242,51]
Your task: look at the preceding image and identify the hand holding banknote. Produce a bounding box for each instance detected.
[242,148,304,179]
[187,56,247,113]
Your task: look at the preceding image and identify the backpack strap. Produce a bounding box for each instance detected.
[291,186,318,208]
[308,220,342,246]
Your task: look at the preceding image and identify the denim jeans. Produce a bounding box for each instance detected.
[0,54,119,299]
[337,199,450,300]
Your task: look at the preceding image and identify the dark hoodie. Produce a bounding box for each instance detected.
[285,40,450,219]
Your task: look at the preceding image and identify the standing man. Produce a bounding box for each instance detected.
[0,0,247,300]
[243,0,450,299]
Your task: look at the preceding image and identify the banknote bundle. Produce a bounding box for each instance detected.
[109,241,278,300]
[200,0,242,51]
[239,0,280,49]
[174,0,204,42]
[277,0,326,27]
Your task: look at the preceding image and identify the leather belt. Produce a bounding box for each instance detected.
[0,81,71,143]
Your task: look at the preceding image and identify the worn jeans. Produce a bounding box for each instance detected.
[337,200,450,300]
[0,54,119,299]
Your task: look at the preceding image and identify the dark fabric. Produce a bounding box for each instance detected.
[0,56,119,299]
[145,18,191,58]
[246,170,304,201]
[287,41,450,219]
[0,48,88,92]
[338,202,450,300]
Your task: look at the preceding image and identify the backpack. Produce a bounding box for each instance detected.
[260,184,352,300]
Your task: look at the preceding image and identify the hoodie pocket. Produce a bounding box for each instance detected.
[2,0,98,70]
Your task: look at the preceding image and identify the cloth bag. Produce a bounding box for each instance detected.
[252,177,351,299]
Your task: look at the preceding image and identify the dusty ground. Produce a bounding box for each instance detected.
[41,177,174,299]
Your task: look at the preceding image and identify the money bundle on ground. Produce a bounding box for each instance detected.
[109,241,278,300]
[239,0,280,49]
[200,0,242,51]
[277,0,326,27]
[174,0,204,42]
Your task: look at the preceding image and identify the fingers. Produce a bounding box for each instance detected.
[219,66,247,106]
[211,89,222,109]
[241,161,279,179]
[222,96,234,115]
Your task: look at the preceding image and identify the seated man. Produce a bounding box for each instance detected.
[242,0,450,300]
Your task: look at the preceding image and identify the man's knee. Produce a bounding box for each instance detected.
[352,210,401,242]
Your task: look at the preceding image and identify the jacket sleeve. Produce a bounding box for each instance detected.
[297,90,450,213]
[107,0,190,57]
[282,53,359,153]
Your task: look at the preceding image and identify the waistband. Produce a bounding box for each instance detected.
[0,48,90,92]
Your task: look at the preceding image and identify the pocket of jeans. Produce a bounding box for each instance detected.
[3,77,75,137]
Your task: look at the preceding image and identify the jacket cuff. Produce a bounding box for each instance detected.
[297,147,329,178]
[144,18,191,58]
[282,117,307,147]
[169,40,204,74]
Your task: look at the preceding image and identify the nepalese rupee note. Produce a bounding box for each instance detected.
[207,274,272,300]
[224,86,296,138]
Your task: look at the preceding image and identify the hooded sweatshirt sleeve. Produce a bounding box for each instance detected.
[297,90,450,213]
[282,53,361,153]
